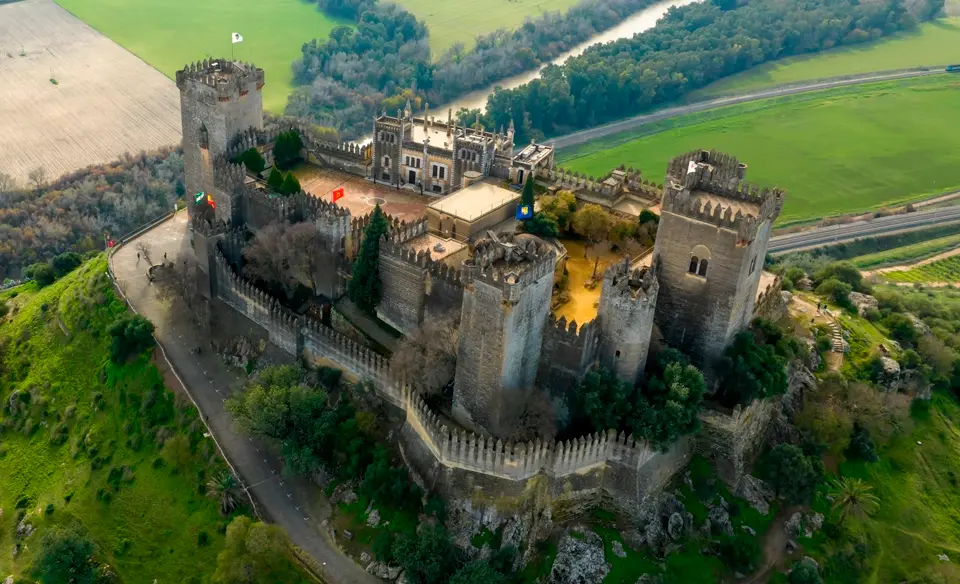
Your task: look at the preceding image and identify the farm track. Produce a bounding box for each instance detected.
[0,0,181,184]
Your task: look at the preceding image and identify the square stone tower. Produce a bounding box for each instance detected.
[176,59,264,223]
[453,233,557,438]
[597,258,659,385]
[652,150,784,366]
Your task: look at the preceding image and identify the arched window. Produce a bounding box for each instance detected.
[697,259,709,277]
[688,256,699,274]
[198,124,209,150]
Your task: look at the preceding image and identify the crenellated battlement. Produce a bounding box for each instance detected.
[462,233,556,298]
[602,257,658,303]
[175,59,264,97]
[380,237,463,286]
[543,165,663,203]
[545,314,599,347]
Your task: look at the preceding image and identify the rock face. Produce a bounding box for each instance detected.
[366,508,381,527]
[366,562,402,580]
[667,513,684,541]
[612,540,627,558]
[707,506,733,536]
[548,529,610,584]
[785,512,803,537]
[735,475,774,516]
[848,292,878,317]
[785,511,824,538]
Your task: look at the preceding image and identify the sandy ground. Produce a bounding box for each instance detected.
[292,164,430,222]
[553,240,624,324]
[0,0,181,185]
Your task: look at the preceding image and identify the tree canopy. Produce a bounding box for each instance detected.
[34,524,97,584]
[211,516,308,584]
[348,203,390,313]
[716,330,789,407]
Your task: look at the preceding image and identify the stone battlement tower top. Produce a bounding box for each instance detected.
[461,232,557,303]
[597,258,659,384]
[176,59,265,99]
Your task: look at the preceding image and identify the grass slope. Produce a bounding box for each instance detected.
[692,17,960,99]
[0,258,234,582]
[558,76,960,226]
[884,255,960,283]
[53,0,345,112]
[850,233,960,269]
[395,0,583,55]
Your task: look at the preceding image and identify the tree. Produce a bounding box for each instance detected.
[828,476,879,525]
[883,313,919,347]
[233,147,266,174]
[630,361,706,449]
[348,203,390,313]
[207,471,242,515]
[538,190,578,231]
[211,516,306,584]
[107,314,155,363]
[816,277,852,306]
[280,172,302,196]
[716,331,788,407]
[34,524,97,584]
[846,424,878,462]
[789,558,824,584]
[638,209,659,225]
[391,524,461,584]
[450,561,508,584]
[267,167,284,191]
[28,166,48,191]
[244,221,324,300]
[765,443,823,505]
[360,447,423,511]
[520,174,536,209]
[390,314,459,394]
[51,252,82,278]
[609,218,637,248]
[571,204,610,255]
[521,212,560,239]
[572,367,633,432]
[814,262,865,292]
[135,241,153,265]
[0,171,15,193]
[163,433,193,471]
[273,131,304,170]
[24,262,56,287]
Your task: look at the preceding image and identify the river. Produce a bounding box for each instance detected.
[438,0,701,115]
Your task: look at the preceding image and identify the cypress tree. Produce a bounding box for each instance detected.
[521,174,536,209]
[267,167,284,191]
[348,204,390,313]
[280,172,301,196]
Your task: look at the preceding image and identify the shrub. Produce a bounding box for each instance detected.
[372,532,395,563]
[639,209,659,225]
[23,262,55,287]
[233,147,266,174]
[789,558,824,584]
[716,332,788,407]
[280,172,302,196]
[763,444,823,505]
[717,534,760,573]
[846,424,879,463]
[267,167,284,191]
[51,252,82,278]
[45,503,55,514]
[273,131,304,170]
[816,277,852,307]
[107,314,155,363]
[197,531,210,546]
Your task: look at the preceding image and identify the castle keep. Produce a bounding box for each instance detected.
[177,58,787,517]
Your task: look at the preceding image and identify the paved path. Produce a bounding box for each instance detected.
[550,68,946,150]
[769,206,960,254]
[108,213,380,584]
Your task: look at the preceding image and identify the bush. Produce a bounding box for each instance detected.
[197,530,210,546]
[717,534,760,573]
[716,332,788,407]
[107,314,155,363]
[789,558,824,584]
[273,131,304,170]
[846,424,879,463]
[51,252,82,278]
[45,503,55,515]
[23,262,55,287]
[638,209,659,225]
[267,167,284,191]
[233,148,266,174]
[763,443,824,505]
[372,531,395,563]
[279,172,302,196]
[816,277,853,307]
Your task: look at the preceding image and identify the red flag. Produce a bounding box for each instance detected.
[332,187,345,203]
[107,239,115,248]
[206,193,217,210]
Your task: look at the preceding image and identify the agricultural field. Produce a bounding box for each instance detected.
[557,75,960,226]
[850,233,960,270]
[53,0,345,113]
[395,0,582,55]
[692,16,960,99]
[0,0,181,185]
[883,255,960,283]
[0,258,237,582]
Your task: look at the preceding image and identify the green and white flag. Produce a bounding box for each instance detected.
[195,192,205,204]
[232,32,243,44]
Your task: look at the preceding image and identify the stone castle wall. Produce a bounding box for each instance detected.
[753,275,787,322]
[537,316,600,394]
[401,391,692,519]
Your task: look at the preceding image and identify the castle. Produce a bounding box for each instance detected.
[178,58,789,518]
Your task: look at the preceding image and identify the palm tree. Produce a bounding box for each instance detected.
[828,476,879,525]
[207,471,241,515]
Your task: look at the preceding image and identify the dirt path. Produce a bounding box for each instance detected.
[789,295,843,370]
[742,506,805,584]
[862,246,960,277]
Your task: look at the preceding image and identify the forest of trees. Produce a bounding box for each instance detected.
[0,150,184,280]
[288,0,663,137]
[483,0,944,141]
[289,0,943,140]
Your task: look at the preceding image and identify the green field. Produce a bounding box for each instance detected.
[692,17,960,99]
[54,0,345,112]
[396,0,583,55]
[558,76,960,225]
[850,233,960,269]
[0,259,236,582]
[884,255,960,283]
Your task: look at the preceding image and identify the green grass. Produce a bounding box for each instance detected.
[805,394,960,583]
[884,255,960,283]
[850,233,960,269]
[692,17,960,99]
[53,0,346,112]
[557,75,960,226]
[0,258,236,583]
[394,0,583,56]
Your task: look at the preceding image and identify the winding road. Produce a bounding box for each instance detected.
[550,68,946,150]
[768,206,960,254]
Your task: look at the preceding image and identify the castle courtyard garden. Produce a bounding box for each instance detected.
[558,75,960,226]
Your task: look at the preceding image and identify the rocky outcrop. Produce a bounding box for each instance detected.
[848,292,878,317]
[735,475,774,516]
[548,529,610,584]
[785,511,824,538]
[706,506,733,537]
[366,562,402,580]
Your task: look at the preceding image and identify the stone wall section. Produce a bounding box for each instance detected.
[537,316,600,394]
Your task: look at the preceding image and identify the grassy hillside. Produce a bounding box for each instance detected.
[692,17,960,99]
[53,0,345,112]
[0,257,235,582]
[557,75,960,226]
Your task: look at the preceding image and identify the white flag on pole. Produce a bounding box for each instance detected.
[687,160,698,174]
[231,32,243,43]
